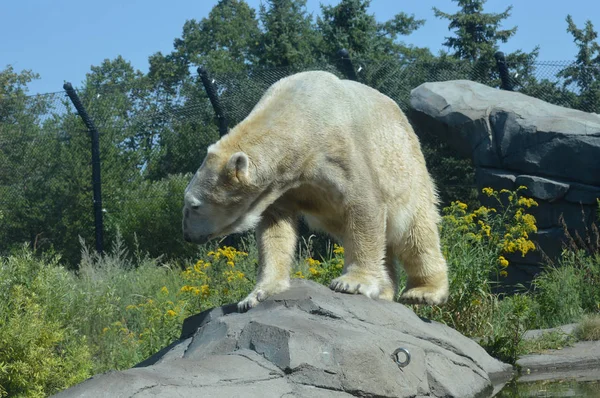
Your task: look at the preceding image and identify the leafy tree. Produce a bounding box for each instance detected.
[558,15,600,113]
[433,0,538,86]
[258,0,321,67]
[149,0,261,87]
[433,0,516,62]
[317,0,426,62]
[0,66,59,255]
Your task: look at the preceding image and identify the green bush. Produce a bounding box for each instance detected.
[0,249,92,398]
[104,173,197,261]
[414,187,539,336]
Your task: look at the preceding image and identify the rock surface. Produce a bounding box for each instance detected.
[410,80,600,280]
[54,280,512,398]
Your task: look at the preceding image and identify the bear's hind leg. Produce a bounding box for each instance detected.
[238,206,297,312]
[379,248,398,301]
[397,217,449,306]
[330,204,390,299]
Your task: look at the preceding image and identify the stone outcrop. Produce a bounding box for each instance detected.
[410,80,600,282]
[54,280,512,398]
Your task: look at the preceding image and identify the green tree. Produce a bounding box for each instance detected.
[433,0,538,86]
[433,0,516,62]
[317,0,426,61]
[558,15,600,113]
[0,66,58,255]
[258,0,321,67]
[149,0,261,86]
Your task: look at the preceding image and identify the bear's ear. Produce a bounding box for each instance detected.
[226,152,250,183]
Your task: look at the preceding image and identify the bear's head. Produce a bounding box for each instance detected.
[182,149,263,244]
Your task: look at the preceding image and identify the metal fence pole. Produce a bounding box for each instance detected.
[198,67,229,137]
[337,49,358,81]
[63,82,104,255]
[494,51,513,91]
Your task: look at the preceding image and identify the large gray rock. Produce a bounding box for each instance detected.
[410,80,600,186]
[54,280,512,398]
[410,80,600,280]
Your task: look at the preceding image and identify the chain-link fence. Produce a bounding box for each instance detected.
[1,56,598,266]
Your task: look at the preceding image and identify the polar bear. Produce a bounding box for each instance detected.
[183,71,448,311]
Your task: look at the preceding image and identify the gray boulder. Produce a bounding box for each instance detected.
[410,80,600,280]
[410,80,600,186]
[54,280,512,398]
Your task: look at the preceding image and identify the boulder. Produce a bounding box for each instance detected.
[410,80,600,186]
[410,80,600,277]
[54,280,512,398]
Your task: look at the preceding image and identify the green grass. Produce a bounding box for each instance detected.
[520,330,577,354]
[575,315,600,341]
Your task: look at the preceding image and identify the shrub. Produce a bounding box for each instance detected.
[575,314,600,341]
[0,249,93,398]
[414,186,539,336]
[104,173,197,261]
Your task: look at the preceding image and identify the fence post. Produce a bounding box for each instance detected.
[63,82,104,255]
[337,49,358,81]
[197,67,228,137]
[494,51,513,91]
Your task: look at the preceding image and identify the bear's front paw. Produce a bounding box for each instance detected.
[237,280,290,312]
[238,291,260,312]
[330,274,381,299]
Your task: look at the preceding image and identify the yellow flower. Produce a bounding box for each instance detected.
[500,270,508,277]
[522,214,538,233]
[307,257,321,267]
[474,206,496,217]
[125,304,136,311]
[102,327,110,334]
[477,220,491,237]
[517,197,538,208]
[503,241,517,253]
[333,244,344,255]
[160,286,169,295]
[227,261,235,267]
[498,256,509,267]
[482,187,494,197]
[517,185,528,191]
[309,267,320,275]
[201,285,210,297]
[166,309,177,317]
[294,271,305,279]
[457,201,468,211]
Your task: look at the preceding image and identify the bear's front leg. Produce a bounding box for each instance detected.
[330,203,391,299]
[238,206,298,312]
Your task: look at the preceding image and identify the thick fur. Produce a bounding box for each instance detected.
[182,71,449,311]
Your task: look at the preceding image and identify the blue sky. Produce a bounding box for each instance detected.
[2,0,598,95]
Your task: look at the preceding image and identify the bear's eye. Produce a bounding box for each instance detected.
[191,203,200,210]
